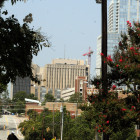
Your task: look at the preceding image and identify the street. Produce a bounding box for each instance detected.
[0,115,26,140]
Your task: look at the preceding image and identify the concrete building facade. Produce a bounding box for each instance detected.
[44,59,89,91]
[11,59,89,101]
[61,88,75,101]
[25,101,82,118]
[75,76,88,101]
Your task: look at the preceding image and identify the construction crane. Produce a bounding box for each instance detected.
[83,47,93,66]
[83,47,93,86]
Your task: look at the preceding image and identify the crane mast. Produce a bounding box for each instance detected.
[82,47,93,86]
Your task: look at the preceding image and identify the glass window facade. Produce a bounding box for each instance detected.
[108,0,140,55]
[13,77,31,96]
[96,0,140,77]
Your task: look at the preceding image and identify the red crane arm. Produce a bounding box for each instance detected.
[83,52,88,56]
[83,51,93,56]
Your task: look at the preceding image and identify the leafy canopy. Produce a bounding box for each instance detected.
[0,1,50,93]
[68,92,83,103]
[89,21,140,137]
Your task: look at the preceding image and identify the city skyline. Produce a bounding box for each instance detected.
[3,0,102,93]
[11,58,89,100]
[3,0,101,76]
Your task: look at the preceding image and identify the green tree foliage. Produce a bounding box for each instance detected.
[9,91,37,114]
[68,92,83,103]
[0,83,7,94]
[27,109,38,120]
[44,94,55,103]
[19,107,72,140]
[13,91,28,102]
[0,89,11,107]
[13,91,37,102]
[110,125,136,140]
[88,92,137,137]
[28,93,38,100]
[0,1,27,8]
[90,21,140,139]
[0,0,50,93]
[0,0,7,8]
[69,105,96,140]
[14,100,25,114]
[1,89,9,99]
[0,100,2,116]
[11,0,27,5]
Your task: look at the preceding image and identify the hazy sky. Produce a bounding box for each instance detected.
[4,0,103,92]
[4,0,102,73]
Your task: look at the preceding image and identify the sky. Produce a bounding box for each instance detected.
[3,0,103,92]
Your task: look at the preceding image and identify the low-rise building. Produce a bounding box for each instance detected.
[25,100,82,118]
[61,88,75,101]
[75,76,88,101]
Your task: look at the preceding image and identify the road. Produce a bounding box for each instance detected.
[0,115,27,140]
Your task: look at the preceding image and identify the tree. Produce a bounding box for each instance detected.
[0,84,7,94]
[14,100,25,114]
[13,91,37,102]
[28,93,38,100]
[44,94,55,102]
[27,109,38,120]
[110,126,136,140]
[13,91,27,102]
[1,89,9,99]
[0,89,11,109]
[68,92,83,103]
[0,0,50,93]
[69,105,96,140]
[0,100,2,116]
[0,0,24,7]
[19,107,73,140]
[89,21,140,139]
[8,91,37,114]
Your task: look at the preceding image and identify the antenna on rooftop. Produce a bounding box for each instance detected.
[64,45,66,59]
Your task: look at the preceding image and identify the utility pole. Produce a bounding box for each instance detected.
[95,0,107,92]
[53,104,54,138]
[96,0,108,140]
[42,114,45,140]
[101,1,108,139]
[60,105,63,140]
[101,0,108,95]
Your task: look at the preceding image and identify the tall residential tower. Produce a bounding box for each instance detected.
[96,0,140,77]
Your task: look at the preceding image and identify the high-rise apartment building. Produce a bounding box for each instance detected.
[108,0,140,33]
[96,0,140,77]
